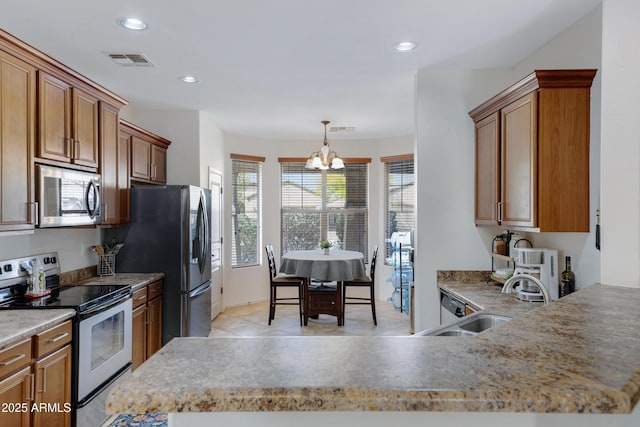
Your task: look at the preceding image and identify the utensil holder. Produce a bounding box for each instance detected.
[98,254,116,276]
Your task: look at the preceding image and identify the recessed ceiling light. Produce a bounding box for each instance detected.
[120,18,148,30]
[394,41,419,52]
[180,75,199,83]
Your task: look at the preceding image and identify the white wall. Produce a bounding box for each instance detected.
[0,228,100,272]
[222,133,413,309]
[198,111,225,187]
[413,5,603,332]
[127,108,201,186]
[600,0,640,287]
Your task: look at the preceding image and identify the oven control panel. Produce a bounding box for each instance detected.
[0,252,60,289]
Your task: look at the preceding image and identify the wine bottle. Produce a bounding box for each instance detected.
[560,256,576,297]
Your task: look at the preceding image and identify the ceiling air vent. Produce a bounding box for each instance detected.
[329,126,356,133]
[106,53,154,67]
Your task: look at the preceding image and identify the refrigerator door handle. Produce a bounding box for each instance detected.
[189,281,212,298]
[196,190,210,276]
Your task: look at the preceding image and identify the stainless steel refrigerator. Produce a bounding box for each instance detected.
[109,185,212,344]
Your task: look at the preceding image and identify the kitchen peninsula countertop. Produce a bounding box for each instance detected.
[73,272,164,291]
[106,283,640,415]
[0,309,76,350]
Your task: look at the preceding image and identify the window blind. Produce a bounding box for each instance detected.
[231,158,262,267]
[281,162,368,260]
[384,157,415,262]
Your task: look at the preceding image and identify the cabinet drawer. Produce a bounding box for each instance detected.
[132,287,148,308]
[0,339,32,378]
[34,320,72,359]
[147,280,163,300]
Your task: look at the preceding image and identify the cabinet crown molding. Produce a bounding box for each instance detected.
[468,69,597,122]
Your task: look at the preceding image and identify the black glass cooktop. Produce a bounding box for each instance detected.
[5,284,131,312]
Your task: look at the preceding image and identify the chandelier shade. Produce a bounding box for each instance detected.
[305,120,345,170]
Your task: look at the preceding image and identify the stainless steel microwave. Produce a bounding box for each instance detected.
[36,165,101,227]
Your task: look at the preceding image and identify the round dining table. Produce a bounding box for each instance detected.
[279,249,367,326]
[279,249,366,282]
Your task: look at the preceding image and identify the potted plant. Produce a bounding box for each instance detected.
[320,240,332,255]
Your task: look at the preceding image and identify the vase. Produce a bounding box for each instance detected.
[323,248,330,255]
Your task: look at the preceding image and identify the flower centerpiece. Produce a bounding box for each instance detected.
[320,240,332,255]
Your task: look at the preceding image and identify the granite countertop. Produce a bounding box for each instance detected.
[73,272,164,291]
[106,283,640,415]
[0,309,76,350]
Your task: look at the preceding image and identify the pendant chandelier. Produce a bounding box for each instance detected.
[305,120,345,170]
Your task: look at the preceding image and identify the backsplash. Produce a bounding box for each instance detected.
[60,265,97,285]
[437,270,492,283]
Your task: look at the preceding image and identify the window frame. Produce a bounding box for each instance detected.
[382,154,415,264]
[230,154,265,268]
[279,158,370,261]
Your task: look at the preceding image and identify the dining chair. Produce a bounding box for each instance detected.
[342,246,378,325]
[265,245,304,325]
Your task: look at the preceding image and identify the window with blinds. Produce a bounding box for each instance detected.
[231,156,263,268]
[384,156,415,262]
[280,161,369,260]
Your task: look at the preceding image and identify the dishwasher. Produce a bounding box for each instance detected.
[440,290,467,325]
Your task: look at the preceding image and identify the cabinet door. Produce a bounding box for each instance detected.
[38,72,72,162]
[131,304,147,371]
[0,51,36,231]
[146,296,163,358]
[72,88,99,168]
[131,136,151,180]
[100,102,120,225]
[118,130,131,223]
[151,144,166,183]
[474,112,500,225]
[33,344,72,427]
[500,93,537,228]
[0,366,32,427]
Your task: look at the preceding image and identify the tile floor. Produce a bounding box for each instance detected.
[210,299,412,337]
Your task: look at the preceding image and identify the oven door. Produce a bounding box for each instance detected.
[77,298,132,402]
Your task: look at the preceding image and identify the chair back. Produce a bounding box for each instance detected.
[265,245,278,280]
[370,245,378,282]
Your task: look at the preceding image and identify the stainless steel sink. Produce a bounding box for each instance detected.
[433,330,476,337]
[414,313,512,337]
[457,314,511,333]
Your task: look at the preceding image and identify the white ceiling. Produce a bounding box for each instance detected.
[0,0,600,140]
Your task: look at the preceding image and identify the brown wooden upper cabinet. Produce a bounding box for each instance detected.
[121,120,170,185]
[100,101,130,226]
[0,50,37,233]
[469,69,596,233]
[38,71,100,169]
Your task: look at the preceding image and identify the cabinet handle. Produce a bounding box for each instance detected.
[101,203,108,221]
[497,202,503,222]
[65,138,72,158]
[38,366,47,393]
[74,139,80,160]
[28,202,39,225]
[0,353,26,366]
[151,163,157,179]
[136,295,147,301]
[28,373,34,401]
[47,332,69,343]
[145,306,149,325]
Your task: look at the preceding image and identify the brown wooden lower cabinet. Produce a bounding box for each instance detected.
[131,280,163,371]
[0,320,72,427]
[0,366,32,427]
[33,345,72,427]
[131,302,147,371]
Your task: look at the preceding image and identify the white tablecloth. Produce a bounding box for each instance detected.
[280,250,366,282]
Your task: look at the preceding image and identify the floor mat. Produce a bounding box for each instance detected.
[107,413,167,427]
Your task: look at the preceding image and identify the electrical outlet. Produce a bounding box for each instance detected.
[81,242,92,256]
